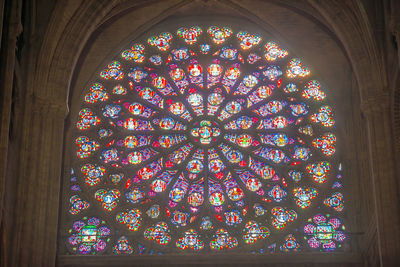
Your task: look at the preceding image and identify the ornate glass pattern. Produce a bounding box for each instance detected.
[65,25,346,254]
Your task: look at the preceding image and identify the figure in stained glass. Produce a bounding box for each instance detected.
[68,24,345,255]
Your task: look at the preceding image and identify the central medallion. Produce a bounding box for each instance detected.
[191,120,221,145]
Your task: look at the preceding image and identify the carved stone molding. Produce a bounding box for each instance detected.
[308,0,386,99]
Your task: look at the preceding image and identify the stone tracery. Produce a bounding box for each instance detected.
[66,25,345,254]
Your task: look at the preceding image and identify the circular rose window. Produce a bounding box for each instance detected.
[66,25,346,255]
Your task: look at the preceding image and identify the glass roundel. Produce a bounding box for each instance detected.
[67,25,346,255]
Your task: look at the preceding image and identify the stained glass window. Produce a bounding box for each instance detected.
[65,25,346,255]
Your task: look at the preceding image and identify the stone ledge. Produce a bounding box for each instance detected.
[57,252,363,266]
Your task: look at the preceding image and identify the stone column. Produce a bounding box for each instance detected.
[0,0,22,225]
[7,94,67,267]
[361,92,400,265]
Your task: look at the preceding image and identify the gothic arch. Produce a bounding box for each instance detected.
[60,1,358,265]
[4,0,397,266]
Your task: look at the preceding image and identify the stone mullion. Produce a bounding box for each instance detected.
[363,98,400,266]
[10,98,66,267]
